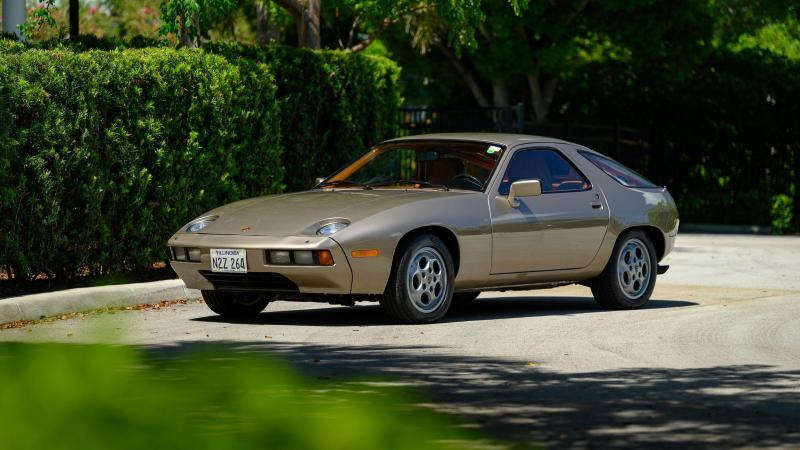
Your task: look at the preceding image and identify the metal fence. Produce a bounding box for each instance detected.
[396,104,524,136]
[525,121,799,228]
[397,107,665,184]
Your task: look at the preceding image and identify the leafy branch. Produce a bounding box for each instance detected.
[159,0,237,47]
[18,0,58,41]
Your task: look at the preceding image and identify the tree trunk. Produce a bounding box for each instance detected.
[182,11,200,48]
[2,0,27,40]
[69,0,79,40]
[492,80,510,107]
[272,0,319,48]
[302,0,320,49]
[256,2,280,44]
[527,73,558,125]
[257,2,269,44]
[436,43,490,107]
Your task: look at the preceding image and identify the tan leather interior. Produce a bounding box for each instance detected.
[423,158,464,183]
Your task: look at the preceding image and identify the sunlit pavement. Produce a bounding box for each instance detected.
[3,234,800,449]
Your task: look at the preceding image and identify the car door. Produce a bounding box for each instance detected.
[489,147,609,274]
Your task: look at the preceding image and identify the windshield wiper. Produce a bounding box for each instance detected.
[366,179,449,191]
[316,180,372,189]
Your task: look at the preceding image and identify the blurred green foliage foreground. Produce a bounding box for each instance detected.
[0,343,485,450]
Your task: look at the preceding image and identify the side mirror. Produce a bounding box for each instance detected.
[508,179,542,208]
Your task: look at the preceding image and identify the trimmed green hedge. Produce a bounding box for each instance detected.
[0,48,282,280]
[0,42,401,283]
[0,36,25,54]
[205,43,402,191]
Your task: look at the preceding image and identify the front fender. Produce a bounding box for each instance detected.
[333,192,491,294]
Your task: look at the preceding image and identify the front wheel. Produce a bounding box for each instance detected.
[380,234,455,323]
[591,230,657,309]
[201,290,270,317]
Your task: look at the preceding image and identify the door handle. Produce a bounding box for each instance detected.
[590,202,602,209]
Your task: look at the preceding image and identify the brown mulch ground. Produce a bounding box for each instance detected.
[0,263,175,299]
[0,298,204,330]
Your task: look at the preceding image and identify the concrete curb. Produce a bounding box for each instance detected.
[0,279,201,325]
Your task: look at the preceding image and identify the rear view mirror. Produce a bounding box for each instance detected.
[508,179,542,208]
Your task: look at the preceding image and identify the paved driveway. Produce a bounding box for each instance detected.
[2,234,799,449]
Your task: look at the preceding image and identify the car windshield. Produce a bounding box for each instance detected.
[321,141,505,192]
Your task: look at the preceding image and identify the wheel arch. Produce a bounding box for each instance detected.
[622,225,666,262]
[393,225,461,276]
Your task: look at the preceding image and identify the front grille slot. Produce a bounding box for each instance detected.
[199,271,299,293]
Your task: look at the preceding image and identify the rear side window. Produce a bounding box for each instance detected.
[499,149,590,195]
[579,151,659,188]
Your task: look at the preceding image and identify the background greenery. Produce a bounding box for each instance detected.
[0,40,400,283]
[552,48,800,229]
[205,42,401,191]
[0,0,797,287]
[0,342,486,450]
[375,0,799,231]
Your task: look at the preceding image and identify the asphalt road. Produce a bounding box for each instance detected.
[2,234,799,449]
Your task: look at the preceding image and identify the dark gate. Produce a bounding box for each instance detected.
[396,103,524,136]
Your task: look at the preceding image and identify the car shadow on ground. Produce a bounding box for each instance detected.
[146,339,800,450]
[191,296,698,327]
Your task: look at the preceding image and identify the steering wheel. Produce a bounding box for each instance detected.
[453,173,483,188]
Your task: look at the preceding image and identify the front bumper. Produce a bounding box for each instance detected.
[168,234,353,294]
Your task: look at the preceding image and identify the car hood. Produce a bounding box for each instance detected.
[188,189,470,236]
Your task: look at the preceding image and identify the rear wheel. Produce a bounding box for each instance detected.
[380,234,454,323]
[591,230,657,310]
[201,290,269,317]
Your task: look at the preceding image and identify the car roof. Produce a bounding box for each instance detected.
[382,132,570,147]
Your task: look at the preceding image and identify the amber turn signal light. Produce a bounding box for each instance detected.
[351,249,379,258]
[317,250,334,266]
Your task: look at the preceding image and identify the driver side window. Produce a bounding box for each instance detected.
[498,149,589,195]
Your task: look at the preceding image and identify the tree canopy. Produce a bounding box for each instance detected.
[7,0,799,119]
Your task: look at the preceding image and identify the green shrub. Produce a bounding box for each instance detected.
[4,40,402,193]
[0,48,282,280]
[0,35,26,53]
[771,193,794,234]
[0,41,401,283]
[35,34,173,52]
[206,43,402,191]
[0,342,482,450]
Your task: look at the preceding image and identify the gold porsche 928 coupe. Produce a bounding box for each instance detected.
[169,133,679,323]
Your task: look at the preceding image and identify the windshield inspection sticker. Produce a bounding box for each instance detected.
[487,145,501,154]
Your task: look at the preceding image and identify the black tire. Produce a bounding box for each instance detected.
[380,234,455,323]
[201,290,270,317]
[591,230,658,310]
